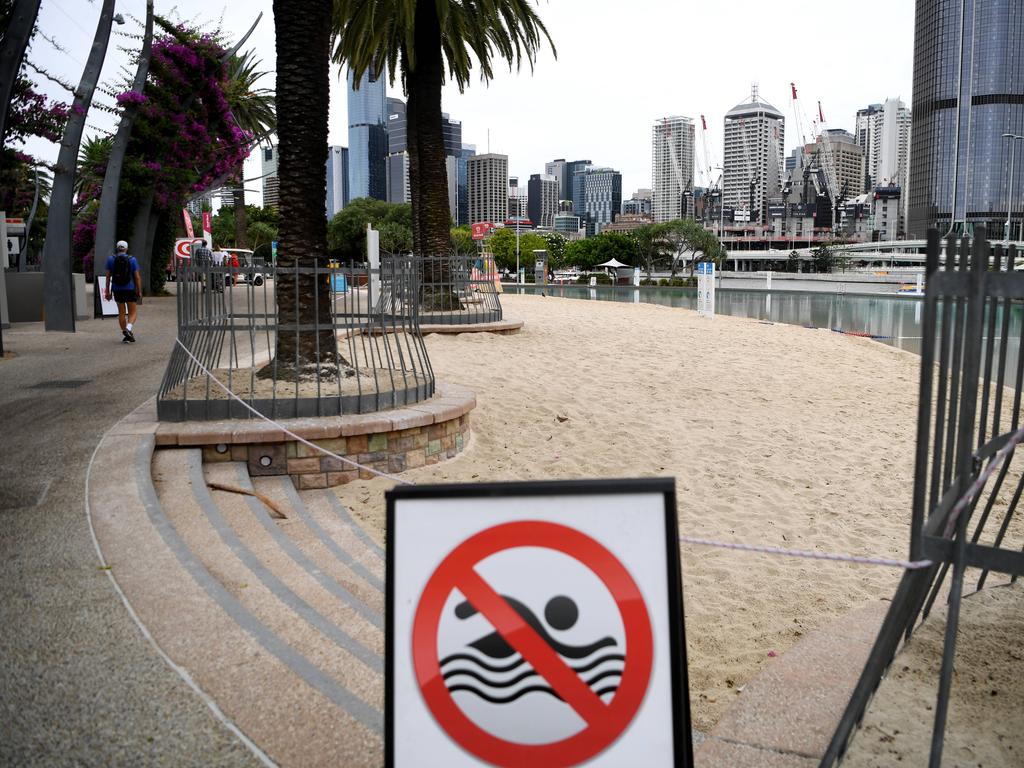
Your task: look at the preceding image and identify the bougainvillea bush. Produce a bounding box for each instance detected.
[73,19,254,289]
[1,78,67,261]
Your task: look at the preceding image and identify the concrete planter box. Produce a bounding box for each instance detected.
[4,271,89,322]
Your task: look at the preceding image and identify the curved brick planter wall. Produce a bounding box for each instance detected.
[154,382,475,489]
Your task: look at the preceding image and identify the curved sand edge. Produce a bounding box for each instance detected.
[332,293,921,731]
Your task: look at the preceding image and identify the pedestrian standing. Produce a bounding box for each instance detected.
[104,240,141,343]
[192,238,212,291]
[211,244,227,292]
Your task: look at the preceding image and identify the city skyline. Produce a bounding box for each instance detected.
[21,0,915,209]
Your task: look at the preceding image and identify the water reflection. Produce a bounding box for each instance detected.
[513,283,1024,391]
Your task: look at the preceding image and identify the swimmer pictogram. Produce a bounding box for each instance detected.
[411,521,654,766]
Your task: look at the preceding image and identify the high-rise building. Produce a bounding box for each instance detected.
[809,129,865,203]
[457,144,476,226]
[855,103,884,189]
[385,97,409,204]
[622,189,653,216]
[347,67,387,201]
[908,0,1024,237]
[722,88,784,223]
[508,177,524,222]
[261,144,279,210]
[652,116,695,222]
[562,160,592,224]
[467,153,508,224]
[528,173,559,228]
[855,99,911,191]
[325,145,349,220]
[545,159,568,200]
[583,167,623,235]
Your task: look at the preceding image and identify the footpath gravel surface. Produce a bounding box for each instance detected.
[0,289,259,767]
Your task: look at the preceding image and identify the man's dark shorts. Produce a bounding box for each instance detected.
[113,289,137,305]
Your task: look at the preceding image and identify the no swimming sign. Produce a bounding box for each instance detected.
[386,478,692,767]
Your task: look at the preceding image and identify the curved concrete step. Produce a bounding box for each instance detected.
[94,438,384,766]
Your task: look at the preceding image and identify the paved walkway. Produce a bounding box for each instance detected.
[0,292,260,766]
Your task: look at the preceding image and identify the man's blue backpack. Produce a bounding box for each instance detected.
[112,253,132,285]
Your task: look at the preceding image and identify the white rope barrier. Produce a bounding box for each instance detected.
[175,338,1021,571]
[679,535,933,570]
[174,339,414,485]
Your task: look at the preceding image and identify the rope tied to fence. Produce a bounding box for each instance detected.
[175,339,958,570]
[942,424,1024,539]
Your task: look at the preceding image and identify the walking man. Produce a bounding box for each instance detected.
[103,240,141,343]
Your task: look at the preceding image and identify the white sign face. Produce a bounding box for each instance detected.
[96,259,119,317]
[696,262,716,318]
[387,479,691,768]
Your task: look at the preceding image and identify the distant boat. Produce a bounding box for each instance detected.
[898,282,924,296]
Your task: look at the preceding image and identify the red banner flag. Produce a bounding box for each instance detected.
[791,83,797,100]
[471,222,494,240]
[182,209,194,238]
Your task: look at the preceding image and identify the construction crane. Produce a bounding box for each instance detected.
[699,114,715,188]
[815,101,841,207]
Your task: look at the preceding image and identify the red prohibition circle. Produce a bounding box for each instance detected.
[412,521,654,767]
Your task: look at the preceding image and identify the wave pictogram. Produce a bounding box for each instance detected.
[442,595,623,703]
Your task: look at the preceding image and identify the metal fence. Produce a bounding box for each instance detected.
[157,258,434,421]
[386,253,502,326]
[823,227,1024,766]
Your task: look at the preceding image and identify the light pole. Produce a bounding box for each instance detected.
[1003,133,1024,244]
[515,196,521,285]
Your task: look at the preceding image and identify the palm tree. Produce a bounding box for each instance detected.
[223,49,275,248]
[264,0,335,378]
[331,0,554,305]
[75,135,112,201]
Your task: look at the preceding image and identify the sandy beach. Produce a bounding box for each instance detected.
[331,292,924,731]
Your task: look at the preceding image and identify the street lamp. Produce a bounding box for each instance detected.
[1003,133,1024,244]
[515,196,521,285]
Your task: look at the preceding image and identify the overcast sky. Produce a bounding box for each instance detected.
[22,0,915,206]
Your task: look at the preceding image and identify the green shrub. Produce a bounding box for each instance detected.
[658,278,669,286]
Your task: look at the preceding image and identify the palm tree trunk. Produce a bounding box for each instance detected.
[42,0,115,332]
[0,0,40,147]
[406,0,459,310]
[233,159,248,247]
[264,0,336,378]
[94,0,153,317]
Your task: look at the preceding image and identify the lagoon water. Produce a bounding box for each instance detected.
[512,283,929,355]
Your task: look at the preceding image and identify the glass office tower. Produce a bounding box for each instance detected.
[347,67,387,201]
[908,0,1024,237]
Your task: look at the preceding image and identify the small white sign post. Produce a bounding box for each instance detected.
[387,478,692,767]
[696,261,716,318]
[367,223,381,301]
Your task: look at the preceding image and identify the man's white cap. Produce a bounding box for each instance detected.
[116,240,128,250]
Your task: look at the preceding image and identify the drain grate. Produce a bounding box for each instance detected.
[30,379,92,389]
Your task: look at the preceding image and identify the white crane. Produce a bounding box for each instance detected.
[815,101,841,208]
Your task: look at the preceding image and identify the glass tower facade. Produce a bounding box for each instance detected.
[908,0,1024,237]
[347,67,387,201]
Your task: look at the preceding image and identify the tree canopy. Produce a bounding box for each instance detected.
[327,197,412,260]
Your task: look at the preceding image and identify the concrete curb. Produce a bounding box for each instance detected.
[696,600,888,767]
